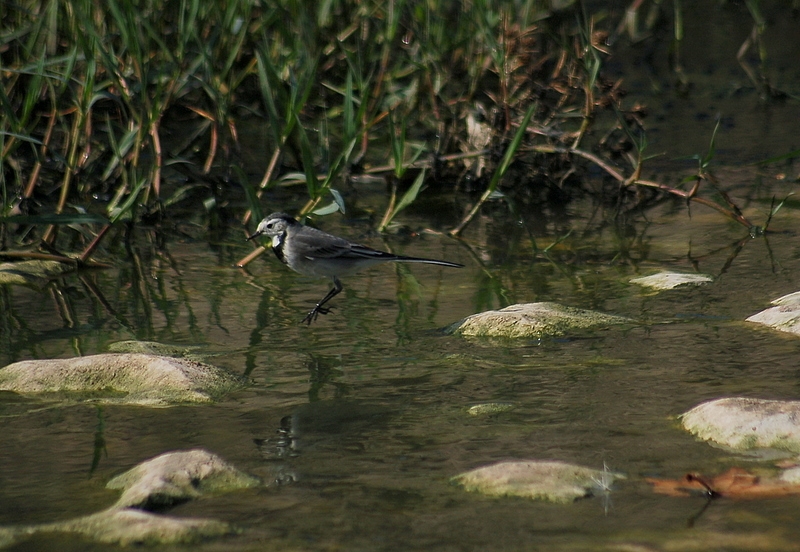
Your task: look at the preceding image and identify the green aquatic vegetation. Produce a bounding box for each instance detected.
[377,111,427,231]
[0,0,780,268]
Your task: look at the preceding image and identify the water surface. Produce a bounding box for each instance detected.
[3,3,800,548]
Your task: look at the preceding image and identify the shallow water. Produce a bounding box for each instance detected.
[2,189,800,551]
[4,3,800,549]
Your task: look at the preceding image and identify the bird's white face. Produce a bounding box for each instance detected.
[255,216,290,238]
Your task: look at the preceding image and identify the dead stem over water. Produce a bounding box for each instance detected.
[0,1,793,266]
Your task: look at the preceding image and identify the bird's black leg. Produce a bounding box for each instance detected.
[302,277,343,325]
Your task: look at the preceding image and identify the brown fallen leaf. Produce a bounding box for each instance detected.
[647,467,800,499]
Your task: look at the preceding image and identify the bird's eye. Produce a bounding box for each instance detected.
[267,223,273,229]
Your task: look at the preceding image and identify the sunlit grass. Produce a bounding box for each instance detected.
[0,0,771,265]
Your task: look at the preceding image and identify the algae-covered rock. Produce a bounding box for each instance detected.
[0,353,244,405]
[108,449,261,509]
[108,340,204,359]
[0,508,236,547]
[0,449,259,547]
[446,302,632,338]
[466,402,516,416]
[746,292,800,336]
[0,260,74,288]
[779,467,800,484]
[681,397,800,453]
[452,460,624,503]
[630,271,713,290]
[0,507,233,546]
[39,508,234,546]
[771,291,800,306]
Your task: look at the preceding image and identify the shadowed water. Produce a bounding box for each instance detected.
[2,192,800,550]
[3,3,800,548]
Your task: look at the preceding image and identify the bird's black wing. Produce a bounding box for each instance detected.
[293,227,392,260]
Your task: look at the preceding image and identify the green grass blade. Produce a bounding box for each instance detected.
[389,111,406,178]
[294,114,318,198]
[233,165,262,224]
[701,118,721,169]
[109,175,148,223]
[394,168,426,214]
[487,102,537,193]
[2,213,110,225]
[753,149,800,166]
[344,70,355,140]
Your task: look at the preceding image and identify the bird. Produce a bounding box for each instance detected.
[247,212,463,324]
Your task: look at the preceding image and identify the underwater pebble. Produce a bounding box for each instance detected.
[630,271,713,290]
[467,402,516,416]
[0,260,73,288]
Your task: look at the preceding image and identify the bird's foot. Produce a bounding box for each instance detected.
[302,304,333,325]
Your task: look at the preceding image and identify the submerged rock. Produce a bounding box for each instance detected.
[0,448,257,547]
[0,260,74,288]
[0,353,244,405]
[746,292,800,336]
[467,402,516,416]
[681,397,800,453]
[445,302,632,338]
[630,271,713,290]
[452,460,624,503]
[108,449,261,509]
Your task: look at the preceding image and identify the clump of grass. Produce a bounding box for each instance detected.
[0,1,765,268]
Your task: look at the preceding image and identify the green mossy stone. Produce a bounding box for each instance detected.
[452,460,624,503]
[108,340,204,360]
[746,292,800,336]
[0,353,245,405]
[108,449,261,509]
[446,302,632,338]
[681,397,800,453]
[6,508,235,546]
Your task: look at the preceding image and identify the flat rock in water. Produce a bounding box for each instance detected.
[48,508,232,546]
[451,460,624,503]
[746,291,800,336]
[0,260,74,288]
[108,449,261,509]
[630,271,713,290]
[779,467,800,484]
[107,340,203,359]
[681,397,800,453]
[771,291,800,306]
[0,507,234,547]
[446,302,632,338]
[0,449,257,547]
[0,353,244,405]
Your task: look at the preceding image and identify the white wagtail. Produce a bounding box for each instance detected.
[247,212,463,324]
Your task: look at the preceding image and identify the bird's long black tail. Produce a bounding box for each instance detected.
[392,256,463,268]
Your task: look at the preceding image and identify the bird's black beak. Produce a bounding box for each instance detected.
[246,230,263,241]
